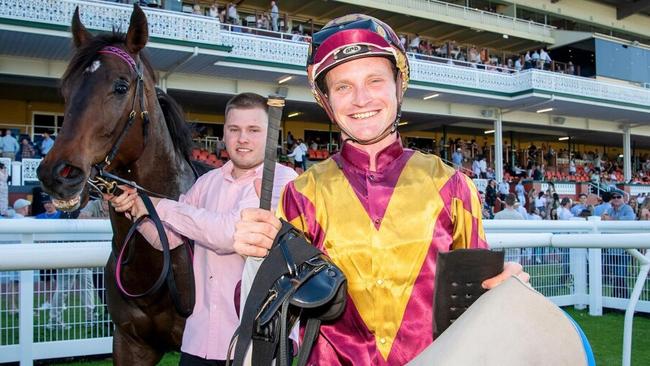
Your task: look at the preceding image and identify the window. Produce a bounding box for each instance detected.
[32,112,63,138]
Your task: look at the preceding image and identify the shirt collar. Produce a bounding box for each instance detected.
[221,160,264,183]
[340,137,404,172]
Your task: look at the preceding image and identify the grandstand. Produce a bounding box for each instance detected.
[1,0,650,364]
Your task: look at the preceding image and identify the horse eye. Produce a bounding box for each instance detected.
[114,81,129,95]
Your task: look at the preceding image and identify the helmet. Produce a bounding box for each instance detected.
[306,14,410,144]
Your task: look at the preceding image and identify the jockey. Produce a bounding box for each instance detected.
[234,14,528,365]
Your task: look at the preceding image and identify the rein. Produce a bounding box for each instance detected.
[87,45,195,317]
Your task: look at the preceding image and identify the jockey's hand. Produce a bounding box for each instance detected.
[234,208,282,258]
[481,261,530,290]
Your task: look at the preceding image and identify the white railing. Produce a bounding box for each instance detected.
[342,0,553,39]
[1,220,650,365]
[0,158,43,186]
[3,0,650,106]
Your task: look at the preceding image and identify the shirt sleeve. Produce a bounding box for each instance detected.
[137,173,259,254]
[450,173,488,250]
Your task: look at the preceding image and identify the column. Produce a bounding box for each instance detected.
[623,127,632,182]
[494,110,503,182]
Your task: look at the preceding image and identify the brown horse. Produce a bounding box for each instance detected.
[37,5,197,365]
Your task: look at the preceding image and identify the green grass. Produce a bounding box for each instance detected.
[566,307,650,366]
[45,310,650,366]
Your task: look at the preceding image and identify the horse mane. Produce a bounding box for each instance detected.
[60,30,194,161]
[156,88,194,161]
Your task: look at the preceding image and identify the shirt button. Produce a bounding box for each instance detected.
[368,174,375,181]
[376,279,384,286]
[374,218,381,225]
[380,338,386,344]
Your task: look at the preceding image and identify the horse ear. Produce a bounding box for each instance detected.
[125,4,149,54]
[71,7,92,48]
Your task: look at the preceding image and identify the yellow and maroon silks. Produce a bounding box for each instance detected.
[277,140,487,365]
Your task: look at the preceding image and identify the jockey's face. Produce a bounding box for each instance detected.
[224,107,268,178]
[325,57,397,143]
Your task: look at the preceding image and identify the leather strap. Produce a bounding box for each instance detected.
[232,222,321,366]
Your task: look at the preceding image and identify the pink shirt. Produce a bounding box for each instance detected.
[138,161,297,360]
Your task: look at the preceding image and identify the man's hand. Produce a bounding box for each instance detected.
[234,208,282,258]
[103,185,159,221]
[481,261,530,290]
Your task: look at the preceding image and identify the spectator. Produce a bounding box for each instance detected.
[478,156,487,178]
[571,193,588,216]
[208,2,219,18]
[593,192,612,216]
[288,140,307,171]
[79,199,109,219]
[0,163,7,215]
[35,194,61,219]
[494,193,525,220]
[18,136,36,161]
[0,129,19,160]
[497,179,510,200]
[485,179,497,214]
[602,192,635,221]
[47,267,98,330]
[514,198,528,218]
[270,1,279,32]
[628,196,639,217]
[227,3,239,25]
[558,197,574,220]
[451,147,463,168]
[11,198,31,218]
[567,61,575,75]
[539,48,552,70]
[409,33,420,52]
[286,131,295,150]
[515,180,525,208]
[601,191,634,298]
[531,50,540,68]
[534,191,547,216]
[192,4,203,15]
[40,131,55,156]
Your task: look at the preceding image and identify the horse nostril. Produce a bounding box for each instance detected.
[55,163,83,182]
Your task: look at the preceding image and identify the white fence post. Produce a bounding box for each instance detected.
[19,233,34,366]
[11,161,21,186]
[571,248,588,310]
[588,217,603,316]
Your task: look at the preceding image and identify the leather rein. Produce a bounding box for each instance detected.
[86,46,195,317]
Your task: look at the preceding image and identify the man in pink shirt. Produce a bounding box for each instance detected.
[109,92,297,365]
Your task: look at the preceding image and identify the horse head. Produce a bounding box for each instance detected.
[37,5,154,211]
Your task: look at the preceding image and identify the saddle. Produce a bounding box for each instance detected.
[230,220,347,366]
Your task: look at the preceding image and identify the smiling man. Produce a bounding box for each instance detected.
[109,92,297,366]
[234,15,527,365]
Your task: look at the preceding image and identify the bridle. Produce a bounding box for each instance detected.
[87,46,151,196]
[85,45,194,317]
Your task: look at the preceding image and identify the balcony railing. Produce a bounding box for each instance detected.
[2,0,649,107]
[336,0,554,39]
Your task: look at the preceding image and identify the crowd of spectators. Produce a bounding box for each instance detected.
[481,182,646,223]
[0,129,55,163]
[405,33,578,76]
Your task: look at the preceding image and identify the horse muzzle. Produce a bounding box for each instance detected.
[37,160,87,211]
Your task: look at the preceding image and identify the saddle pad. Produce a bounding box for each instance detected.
[409,277,589,366]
